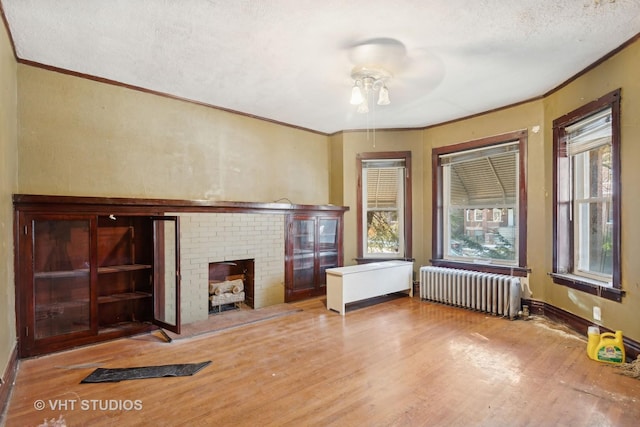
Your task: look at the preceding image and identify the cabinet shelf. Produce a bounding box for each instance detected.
[16,198,182,357]
[98,291,152,304]
[98,321,153,335]
[34,269,89,279]
[293,251,314,257]
[34,264,152,278]
[35,299,89,312]
[98,264,152,274]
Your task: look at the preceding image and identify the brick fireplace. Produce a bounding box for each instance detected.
[173,212,285,324]
[208,259,254,311]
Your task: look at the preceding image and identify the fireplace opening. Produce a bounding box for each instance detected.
[208,259,255,314]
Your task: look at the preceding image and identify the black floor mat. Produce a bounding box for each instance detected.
[80,361,211,383]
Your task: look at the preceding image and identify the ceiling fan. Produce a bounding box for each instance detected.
[345,37,445,108]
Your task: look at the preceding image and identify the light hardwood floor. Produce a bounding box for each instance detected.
[4,296,640,426]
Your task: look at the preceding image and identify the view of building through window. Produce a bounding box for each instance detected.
[448,207,516,261]
[441,141,519,264]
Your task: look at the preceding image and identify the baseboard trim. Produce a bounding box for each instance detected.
[0,344,19,421]
[523,299,639,361]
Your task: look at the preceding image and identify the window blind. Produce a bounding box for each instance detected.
[362,159,405,169]
[566,107,612,156]
[440,142,519,206]
[439,141,519,166]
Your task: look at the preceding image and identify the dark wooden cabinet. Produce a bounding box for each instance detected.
[285,211,344,302]
[14,195,346,355]
[14,196,180,357]
[29,215,93,345]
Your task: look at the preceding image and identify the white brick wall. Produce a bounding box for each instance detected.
[171,212,285,324]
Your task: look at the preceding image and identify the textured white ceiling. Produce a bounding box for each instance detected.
[3,0,640,134]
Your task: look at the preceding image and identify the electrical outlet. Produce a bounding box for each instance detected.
[593,306,602,321]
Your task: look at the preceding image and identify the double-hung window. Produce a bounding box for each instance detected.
[552,89,622,301]
[432,131,528,275]
[356,152,412,260]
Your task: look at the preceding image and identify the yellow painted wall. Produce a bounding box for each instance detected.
[6,22,640,369]
[0,20,18,378]
[542,39,640,342]
[17,65,330,205]
[422,38,640,343]
[422,100,546,298]
[328,133,344,207]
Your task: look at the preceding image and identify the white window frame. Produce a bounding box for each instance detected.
[568,109,613,283]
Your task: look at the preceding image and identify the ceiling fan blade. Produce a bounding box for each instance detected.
[346,37,408,73]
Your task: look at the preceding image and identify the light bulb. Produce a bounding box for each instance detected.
[350,84,364,105]
[377,86,390,105]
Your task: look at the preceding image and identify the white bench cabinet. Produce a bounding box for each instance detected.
[326,260,413,315]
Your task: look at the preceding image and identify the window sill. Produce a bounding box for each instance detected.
[355,257,415,265]
[429,259,529,277]
[549,273,624,302]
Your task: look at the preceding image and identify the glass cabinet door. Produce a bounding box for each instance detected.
[318,218,339,285]
[152,216,180,334]
[32,218,92,339]
[292,218,316,291]
[285,213,343,302]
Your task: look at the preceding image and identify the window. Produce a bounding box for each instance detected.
[356,152,412,260]
[552,89,622,301]
[432,131,527,275]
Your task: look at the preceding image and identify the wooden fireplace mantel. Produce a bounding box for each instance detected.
[13,194,349,215]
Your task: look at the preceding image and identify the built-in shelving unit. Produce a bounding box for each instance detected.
[14,196,180,357]
[14,194,347,357]
[285,212,344,302]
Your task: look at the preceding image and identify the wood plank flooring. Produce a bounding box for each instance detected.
[4,296,640,426]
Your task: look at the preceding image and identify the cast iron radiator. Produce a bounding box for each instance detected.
[419,266,521,319]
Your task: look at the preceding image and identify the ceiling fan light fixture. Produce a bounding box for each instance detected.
[350,84,364,105]
[377,85,390,105]
[349,66,391,113]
